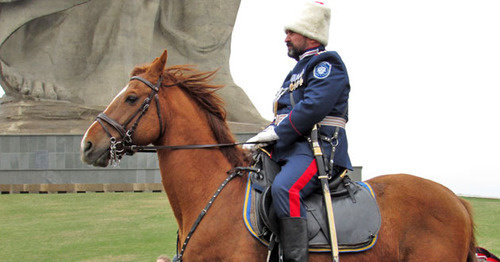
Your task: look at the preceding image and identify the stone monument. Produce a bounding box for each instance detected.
[0,0,266,134]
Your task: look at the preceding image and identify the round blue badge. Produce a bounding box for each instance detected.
[313,61,332,79]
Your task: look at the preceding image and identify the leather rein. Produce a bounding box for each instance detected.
[95,75,252,166]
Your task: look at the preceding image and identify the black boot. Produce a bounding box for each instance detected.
[279,217,309,262]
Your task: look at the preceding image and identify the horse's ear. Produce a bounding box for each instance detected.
[149,50,168,76]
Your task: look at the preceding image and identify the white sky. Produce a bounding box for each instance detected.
[230,0,500,198]
[1,0,498,198]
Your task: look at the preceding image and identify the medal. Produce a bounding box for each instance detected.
[289,77,303,91]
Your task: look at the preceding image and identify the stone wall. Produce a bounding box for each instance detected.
[0,135,161,187]
[0,134,362,193]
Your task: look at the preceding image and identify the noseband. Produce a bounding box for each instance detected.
[96,75,164,165]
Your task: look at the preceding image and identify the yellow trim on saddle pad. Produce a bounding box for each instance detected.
[243,177,379,253]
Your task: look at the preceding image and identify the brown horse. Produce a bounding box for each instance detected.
[81,50,477,261]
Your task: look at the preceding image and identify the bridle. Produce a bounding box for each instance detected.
[95,74,253,166]
[96,75,165,166]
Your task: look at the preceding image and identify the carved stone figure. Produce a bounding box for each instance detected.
[0,0,265,134]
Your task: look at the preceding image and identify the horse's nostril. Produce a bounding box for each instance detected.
[84,141,93,153]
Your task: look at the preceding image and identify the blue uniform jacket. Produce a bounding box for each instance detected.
[271,46,352,171]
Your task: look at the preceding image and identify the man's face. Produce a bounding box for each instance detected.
[285,30,308,60]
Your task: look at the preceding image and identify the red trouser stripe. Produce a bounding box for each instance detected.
[288,159,318,217]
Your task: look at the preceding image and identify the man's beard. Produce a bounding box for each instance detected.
[287,42,305,61]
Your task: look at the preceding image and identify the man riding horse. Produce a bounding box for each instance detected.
[244,1,352,261]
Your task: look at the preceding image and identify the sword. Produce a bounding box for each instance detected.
[310,124,339,262]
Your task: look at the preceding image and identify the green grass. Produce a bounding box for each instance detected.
[464,197,500,255]
[0,194,498,261]
[0,193,177,262]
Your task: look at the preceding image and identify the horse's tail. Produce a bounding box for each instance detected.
[460,198,478,262]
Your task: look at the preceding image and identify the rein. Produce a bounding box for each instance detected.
[174,167,254,261]
[124,141,252,153]
[96,74,257,165]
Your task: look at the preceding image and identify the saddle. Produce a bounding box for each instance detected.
[242,150,381,254]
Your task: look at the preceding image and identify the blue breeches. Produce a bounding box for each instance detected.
[271,154,321,218]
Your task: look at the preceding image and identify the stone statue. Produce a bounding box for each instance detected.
[0,0,265,134]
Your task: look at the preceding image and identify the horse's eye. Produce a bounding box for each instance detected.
[125,95,138,104]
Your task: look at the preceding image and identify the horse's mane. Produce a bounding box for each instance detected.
[132,64,249,167]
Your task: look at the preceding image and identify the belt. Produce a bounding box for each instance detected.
[274,114,346,129]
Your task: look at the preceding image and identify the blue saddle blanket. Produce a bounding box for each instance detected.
[243,176,381,253]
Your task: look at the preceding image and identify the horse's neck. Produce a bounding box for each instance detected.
[156,93,237,232]
[158,148,232,223]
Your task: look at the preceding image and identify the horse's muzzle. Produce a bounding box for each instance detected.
[80,139,111,167]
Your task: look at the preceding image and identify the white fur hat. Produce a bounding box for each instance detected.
[284,1,331,46]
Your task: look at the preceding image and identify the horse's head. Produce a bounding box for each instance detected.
[82,49,247,168]
[81,50,168,167]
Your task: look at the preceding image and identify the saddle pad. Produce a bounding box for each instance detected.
[243,177,381,253]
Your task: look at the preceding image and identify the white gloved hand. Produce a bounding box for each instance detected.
[242,126,279,151]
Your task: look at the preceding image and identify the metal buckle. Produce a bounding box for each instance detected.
[109,137,124,167]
